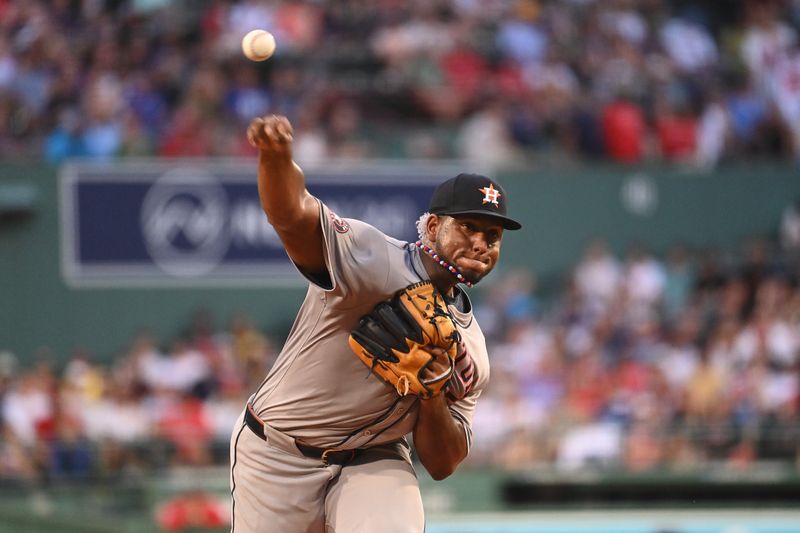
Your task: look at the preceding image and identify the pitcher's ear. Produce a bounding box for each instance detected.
[425,214,442,243]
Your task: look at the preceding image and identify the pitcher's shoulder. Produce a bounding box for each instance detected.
[385,235,409,251]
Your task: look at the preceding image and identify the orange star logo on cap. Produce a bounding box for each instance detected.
[479,184,501,207]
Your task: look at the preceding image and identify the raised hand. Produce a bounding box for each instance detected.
[247,114,294,155]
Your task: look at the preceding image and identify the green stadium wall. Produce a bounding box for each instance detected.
[1,161,798,364]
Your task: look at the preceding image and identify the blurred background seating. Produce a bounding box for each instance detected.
[0,0,799,168]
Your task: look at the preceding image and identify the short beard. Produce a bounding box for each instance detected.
[416,212,484,286]
[437,248,481,286]
[459,268,482,286]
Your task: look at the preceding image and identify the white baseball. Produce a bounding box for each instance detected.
[242,29,276,62]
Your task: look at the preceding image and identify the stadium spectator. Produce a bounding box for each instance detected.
[654,96,699,162]
[600,93,647,163]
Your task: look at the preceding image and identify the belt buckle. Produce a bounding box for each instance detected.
[320,448,354,465]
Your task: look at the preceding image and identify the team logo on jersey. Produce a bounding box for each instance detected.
[446,341,475,404]
[329,211,350,233]
[479,184,501,207]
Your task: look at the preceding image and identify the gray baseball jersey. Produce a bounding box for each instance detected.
[250,200,489,447]
[230,199,490,532]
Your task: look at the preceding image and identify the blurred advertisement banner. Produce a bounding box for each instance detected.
[59,160,460,287]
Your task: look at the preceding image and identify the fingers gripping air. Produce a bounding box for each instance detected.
[349,281,461,398]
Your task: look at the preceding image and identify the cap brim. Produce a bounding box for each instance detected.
[438,210,522,230]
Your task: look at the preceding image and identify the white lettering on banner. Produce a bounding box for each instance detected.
[141,168,231,277]
[61,160,457,287]
[140,175,420,279]
[230,201,282,247]
[326,197,418,239]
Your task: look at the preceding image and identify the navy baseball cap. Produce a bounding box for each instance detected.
[429,173,522,230]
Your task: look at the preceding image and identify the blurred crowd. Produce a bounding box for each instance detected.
[1,0,800,170]
[473,237,799,472]
[1,236,799,484]
[0,311,277,482]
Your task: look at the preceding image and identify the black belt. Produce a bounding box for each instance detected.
[244,403,360,466]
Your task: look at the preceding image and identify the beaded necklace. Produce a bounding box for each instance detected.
[414,240,473,288]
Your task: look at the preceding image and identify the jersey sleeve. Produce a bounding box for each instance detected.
[293,199,392,303]
[447,367,489,453]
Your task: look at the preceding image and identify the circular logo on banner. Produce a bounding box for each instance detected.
[141,168,230,277]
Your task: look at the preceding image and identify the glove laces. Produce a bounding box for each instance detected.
[396,375,410,396]
[414,241,473,288]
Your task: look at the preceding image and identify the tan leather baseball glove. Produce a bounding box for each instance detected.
[348,281,460,399]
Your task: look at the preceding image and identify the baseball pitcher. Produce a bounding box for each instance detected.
[229,114,522,532]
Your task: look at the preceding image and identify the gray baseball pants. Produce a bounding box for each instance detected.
[229,410,425,532]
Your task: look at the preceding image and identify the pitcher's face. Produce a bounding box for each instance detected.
[427,214,504,285]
